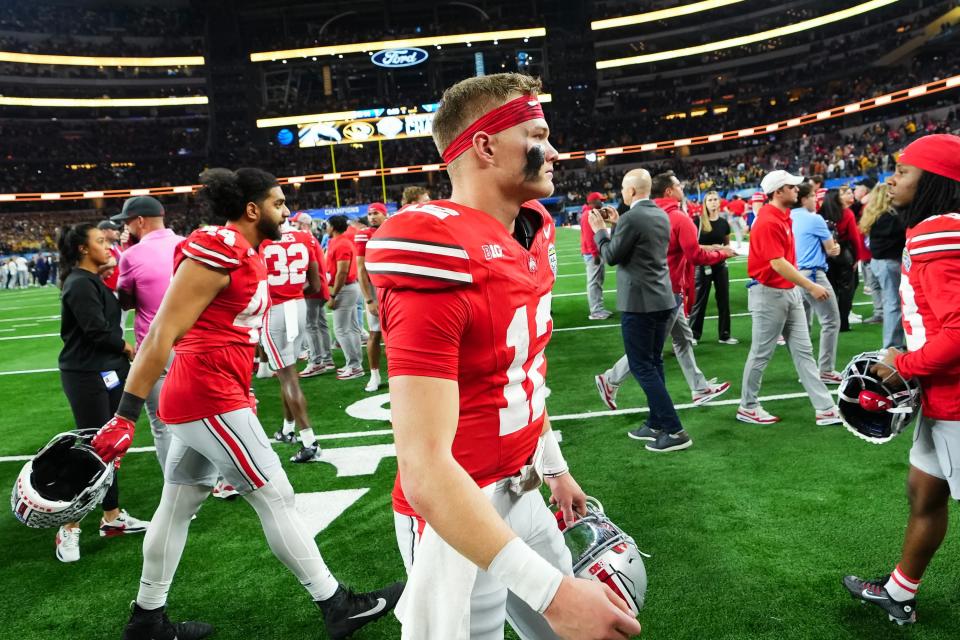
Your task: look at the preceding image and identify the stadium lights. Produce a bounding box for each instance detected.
[3,73,957,203]
[0,96,209,108]
[0,51,204,67]
[249,27,546,62]
[596,0,900,69]
[592,0,745,30]
[256,93,553,129]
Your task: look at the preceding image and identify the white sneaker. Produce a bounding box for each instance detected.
[364,371,382,392]
[736,405,781,424]
[255,363,274,379]
[718,337,740,345]
[337,367,365,380]
[212,480,240,500]
[56,526,80,563]
[816,406,843,426]
[99,509,150,537]
[595,374,619,410]
[848,312,863,325]
[692,380,731,406]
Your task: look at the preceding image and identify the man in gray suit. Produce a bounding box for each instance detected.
[588,168,693,452]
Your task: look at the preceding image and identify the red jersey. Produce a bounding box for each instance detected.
[353,224,378,258]
[102,244,122,291]
[896,213,960,420]
[655,197,727,309]
[367,200,557,517]
[159,226,269,424]
[326,234,358,285]
[747,203,796,289]
[727,199,747,217]
[304,233,330,300]
[260,229,318,305]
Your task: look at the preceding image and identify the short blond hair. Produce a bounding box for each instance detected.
[401,186,430,205]
[432,73,543,159]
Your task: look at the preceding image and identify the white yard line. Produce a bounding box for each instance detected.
[0,333,59,341]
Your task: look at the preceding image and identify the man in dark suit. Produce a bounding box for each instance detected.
[588,168,693,453]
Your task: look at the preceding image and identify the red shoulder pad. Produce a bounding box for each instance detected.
[907,212,960,264]
[179,226,246,272]
[365,207,472,291]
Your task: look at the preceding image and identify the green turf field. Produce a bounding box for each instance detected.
[0,227,956,639]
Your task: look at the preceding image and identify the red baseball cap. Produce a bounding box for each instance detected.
[367,202,388,214]
[898,134,960,182]
[586,192,605,203]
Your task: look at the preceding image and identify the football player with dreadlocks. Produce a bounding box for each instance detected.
[843,134,960,625]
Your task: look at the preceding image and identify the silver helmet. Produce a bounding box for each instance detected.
[11,430,114,529]
[838,351,922,444]
[557,497,649,614]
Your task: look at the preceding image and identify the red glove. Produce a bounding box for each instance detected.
[92,416,135,462]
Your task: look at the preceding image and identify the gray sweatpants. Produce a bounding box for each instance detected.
[604,296,709,397]
[740,285,834,411]
[583,254,606,315]
[798,269,840,374]
[304,298,333,366]
[331,282,363,370]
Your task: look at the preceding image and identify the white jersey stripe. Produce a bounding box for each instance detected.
[909,242,960,256]
[187,241,240,264]
[909,231,960,243]
[365,261,473,283]
[182,248,231,270]
[367,239,469,259]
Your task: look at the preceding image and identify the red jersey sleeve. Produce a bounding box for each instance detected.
[354,230,370,258]
[179,227,245,272]
[380,287,471,380]
[365,210,473,291]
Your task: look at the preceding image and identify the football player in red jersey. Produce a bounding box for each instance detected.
[367,73,641,639]
[843,134,960,625]
[355,201,389,392]
[91,168,402,640]
[260,224,325,462]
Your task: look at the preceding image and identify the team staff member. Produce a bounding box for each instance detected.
[690,190,737,345]
[736,170,842,426]
[355,202,389,392]
[580,191,612,320]
[844,134,960,625]
[790,183,843,384]
[326,215,364,380]
[748,191,765,227]
[56,223,148,563]
[294,213,336,378]
[114,196,183,470]
[725,194,747,249]
[370,73,640,639]
[91,168,402,640]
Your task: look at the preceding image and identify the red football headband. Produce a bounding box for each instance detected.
[441,94,545,164]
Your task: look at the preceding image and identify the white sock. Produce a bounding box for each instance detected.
[369,370,381,385]
[299,428,317,448]
[282,419,296,435]
[885,564,920,602]
[257,362,271,377]
[243,474,339,601]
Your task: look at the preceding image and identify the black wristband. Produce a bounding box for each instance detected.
[116,391,146,422]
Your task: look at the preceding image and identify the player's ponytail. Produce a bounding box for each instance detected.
[199,167,279,222]
[56,223,96,287]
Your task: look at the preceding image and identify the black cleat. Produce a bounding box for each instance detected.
[122,602,214,640]
[317,582,405,639]
[290,445,320,463]
[274,430,297,444]
[842,575,917,625]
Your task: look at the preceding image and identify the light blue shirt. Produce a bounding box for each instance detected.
[790,207,832,270]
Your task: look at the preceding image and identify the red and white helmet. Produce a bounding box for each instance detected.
[556,497,649,614]
[10,430,114,528]
[838,351,922,444]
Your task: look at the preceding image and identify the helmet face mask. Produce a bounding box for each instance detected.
[838,351,922,444]
[556,497,648,614]
[10,430,114,529]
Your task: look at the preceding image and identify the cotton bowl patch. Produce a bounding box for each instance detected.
[548,243,558,276]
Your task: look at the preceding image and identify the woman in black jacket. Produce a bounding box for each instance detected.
[860,183,907,348]
[55,223,148,563]
[690,191,736,344]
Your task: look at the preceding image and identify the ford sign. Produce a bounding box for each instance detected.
[371,48,429,68]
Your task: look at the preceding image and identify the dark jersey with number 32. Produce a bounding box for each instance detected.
[159,226,269,425]
[366,200,558,516]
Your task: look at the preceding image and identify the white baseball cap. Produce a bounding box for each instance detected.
[760,170,803,195]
